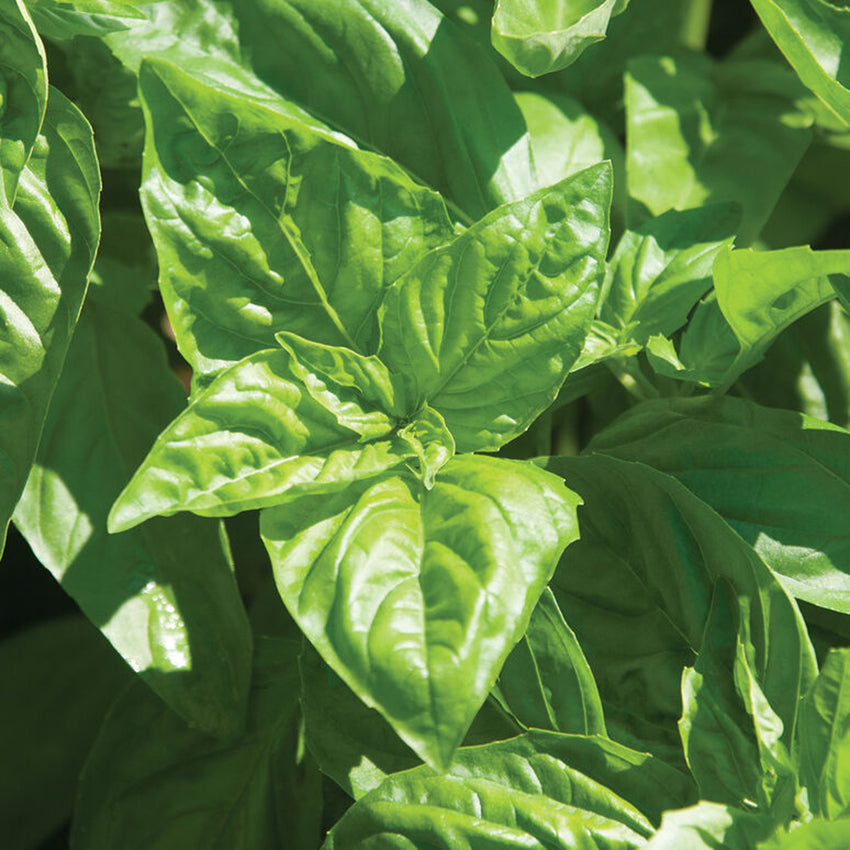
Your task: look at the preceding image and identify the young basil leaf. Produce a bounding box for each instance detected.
[379,162,612,452]
[261,455,581,769]
[71,638,323,850]
[798,647,850,819]
[0,0,47,203]
[626,54,812,244]
[108,347,413,532]
[495,587,607,736]
[642,801,775,850]
[227,0,538,217]
[540,456,817,773]
[751,0,850,126]
[758,819,850,850]
[14,302,253,737]
[0,616,131,850]
[0,86,99,556]
[491,0,629,78]
[589,395,850,614]
[138,56,454,383]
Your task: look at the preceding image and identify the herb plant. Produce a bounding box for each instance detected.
[3,0,850,848]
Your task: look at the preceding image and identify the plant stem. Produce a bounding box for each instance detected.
[682,0,713,50]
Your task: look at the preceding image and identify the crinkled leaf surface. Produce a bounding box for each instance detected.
[626,54,811,244]
[379,163,612,452]
[71,638,322,850]
[138,57,454,384]
[14,301,252,736]
[642,802,774,850]
[799,647,850,818]
[540,456,817,773]
[0,616,131,850]
[261,455,581,769]
[589,395,850,613]
[751,0,850,126]
[0,85,99,555]
[496,587,607,736]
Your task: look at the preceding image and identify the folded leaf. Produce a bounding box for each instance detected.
[642,802,774,850]
[751,0,850,126]
[496,587,607,736]
[0,86,99,555]
[108,347,413,532]
[626,54,811,244]
[14,302,252,736]
[71,638,323,850]
[379,163,612,452]
[491,0,629,77]
[799,647,850,819]
[261,455,581,769]
[138,56,454,383]
[589,395,850,613]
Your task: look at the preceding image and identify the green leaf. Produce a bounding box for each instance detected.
[589,395,850,613]
[379,163,612,453]
[0,616,131,850]
[799,647,850,818]
[491,0,629,77]
[108,346,420,532]
[496,587,607,736]
[758,819,850,850]
[323,733,660,850]
[14,301,252,736]
[26,0,147,39]
[540,456,817,772]
[138,57,454,384]
[599,204,739,346]
[71,638,323,850]
[227,0,538,217]
[0,86,99,555]
[261,455,582,769]
[751,0,850,126]
[626,54,812,244]
[642,801,774,850]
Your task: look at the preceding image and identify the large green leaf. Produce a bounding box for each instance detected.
[0,86,99,555]
[379,163,612,452]
[0,616,131,850]
[751,0,850,126]
[589,395,850,613]
[642,802,774,850]
[540,456,817,779]
[626,54,812,244]
[758,819,850,849]
[138,57,454,384]
[107,342,450,532]
[798,647,850,819]
[495,587,607,736]
[491,0,629,78]
[71,638,322,850]
[26,0,146,38]
[227,0,537,217]
[261,455,581,769]
[14,301,252,736]
[323,733,666,849]
[0,0,46,202]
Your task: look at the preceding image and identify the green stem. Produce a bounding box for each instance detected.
[682,0,713,50]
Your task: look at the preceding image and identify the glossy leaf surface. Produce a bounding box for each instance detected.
[262,455,581,769]
[72,638,322,850]
[379,163,612,452]
[589,395,850,613]
[642,802,774,850]
[14,302,252,736]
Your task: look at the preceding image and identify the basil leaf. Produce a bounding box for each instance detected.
[0,86,99,555]
[751,0,850,126]
[642,801,774,850]
[540,456,817,776]
[496,587,607,736]
[491,0,629,78]
[26,0,146,39]
[379,162,612,452]
[799,647,850,819]
[758,819,850,850]
[589,395,850,613]
[261,455,581,769]
[626,54,812,244]
[71,638,323,850]
[138,57,454,384]
[14,301,253,736]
